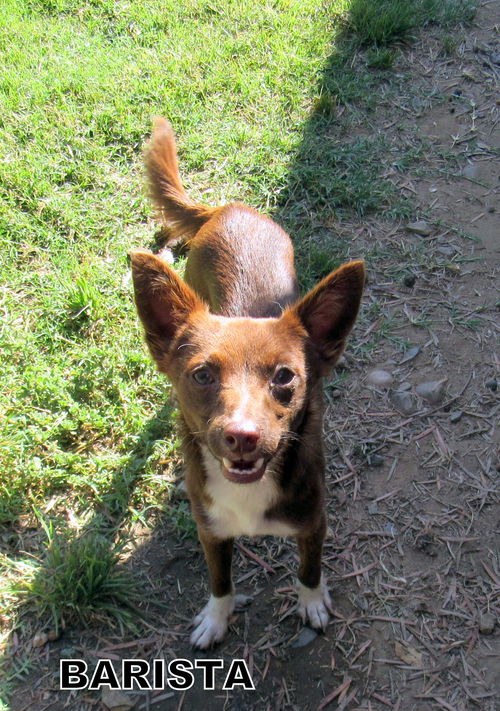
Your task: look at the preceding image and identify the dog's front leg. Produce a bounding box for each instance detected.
[296,516,332,630]
[190,528,235,649]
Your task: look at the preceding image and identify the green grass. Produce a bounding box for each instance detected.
[346,0,477,46]
[0,0,477,693]
[6,523,143,633]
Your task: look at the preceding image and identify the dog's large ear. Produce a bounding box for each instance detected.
[130,249,206,366]
[290,260,365,376]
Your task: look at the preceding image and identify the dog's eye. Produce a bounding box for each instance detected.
[192,367,214,386]
[272,367,295,386]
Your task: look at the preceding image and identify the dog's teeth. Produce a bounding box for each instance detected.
[222,457,265,474]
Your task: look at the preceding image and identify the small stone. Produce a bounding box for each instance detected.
[391,390,418,414]
[399,381,412,391]
[416,379,447,404]
[234,594,253,610]
[102,689,136,711]
[384,522,398,537]
[367,369,393,388]
[406,221,433,237]
[336,355,348,369]
[47,629,60,642]
[336,490,348,507]
[367,454,385,468]
[462,164,479,179]
[368,502,379,515]
[399,346,420,364]
[478,612,496,635]
[330,388,342,399]
[403,272,416,287]
[449,410,463,423]
[32,632,48,648]
[291,626,318,648]
[437,245,455,257]
[485,378,497,391]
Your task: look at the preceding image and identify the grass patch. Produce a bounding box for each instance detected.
[346,0,477,46]
[4,523,143,634]
[367,47,396,69]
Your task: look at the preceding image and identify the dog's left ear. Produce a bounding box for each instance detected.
[290,260,365,376]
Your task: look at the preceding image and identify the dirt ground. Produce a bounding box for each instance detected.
[8,2,498,710]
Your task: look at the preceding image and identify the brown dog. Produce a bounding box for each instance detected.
[131,119,365,649]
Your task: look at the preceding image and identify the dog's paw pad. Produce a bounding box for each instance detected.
[297,580,332,631]
[190,593,234,649]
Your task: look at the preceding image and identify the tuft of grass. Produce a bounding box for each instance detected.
[346,0,476,47]
[6,523,143,634]
[65,276,103,322]
[440,34,460,55]
[367,47,396,69]
[312,91,338,118]
[347,0,417,46]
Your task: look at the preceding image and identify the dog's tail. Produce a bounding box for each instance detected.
[145,117,215,243]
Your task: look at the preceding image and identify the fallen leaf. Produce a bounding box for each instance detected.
[395,641,423,667]
[399,345,420,364]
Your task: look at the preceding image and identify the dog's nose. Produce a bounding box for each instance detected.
[223,422,260,454]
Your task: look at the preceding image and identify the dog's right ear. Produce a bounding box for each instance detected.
[288,260,365,376]
[130,249,206,365]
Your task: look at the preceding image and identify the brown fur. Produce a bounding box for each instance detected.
[131,119,365,647]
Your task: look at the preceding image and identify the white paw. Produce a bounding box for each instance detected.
[297,578,332,630]
[190,593,234,649]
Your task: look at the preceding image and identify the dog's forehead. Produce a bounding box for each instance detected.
[181,313,306,366]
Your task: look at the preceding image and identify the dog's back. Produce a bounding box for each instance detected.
[146,118,298,317]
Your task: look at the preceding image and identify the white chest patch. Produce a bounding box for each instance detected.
[200,446,297,539]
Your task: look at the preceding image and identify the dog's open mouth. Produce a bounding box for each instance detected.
[222,457,266,484]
